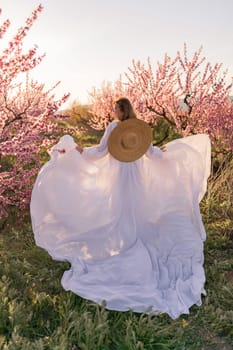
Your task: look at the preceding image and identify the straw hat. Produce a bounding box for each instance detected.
[107,118,152,162]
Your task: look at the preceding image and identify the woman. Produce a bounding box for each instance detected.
[30,97,211,319]
[63,98,166,154]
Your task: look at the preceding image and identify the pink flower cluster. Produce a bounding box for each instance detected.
[88,44,233,151]
[0,5,80,218]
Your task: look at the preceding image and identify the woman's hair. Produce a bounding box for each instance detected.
[114,97,137,121]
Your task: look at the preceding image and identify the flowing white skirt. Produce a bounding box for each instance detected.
[30,128,211,319]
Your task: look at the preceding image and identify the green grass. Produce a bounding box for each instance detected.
[0,167,233,349]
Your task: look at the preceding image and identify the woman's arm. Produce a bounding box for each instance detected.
[81,121,118,160]
[53,123,117,156]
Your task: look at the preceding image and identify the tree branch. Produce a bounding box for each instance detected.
[146,100,176,127]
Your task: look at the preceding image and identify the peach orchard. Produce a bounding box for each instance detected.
[0,5,233,219]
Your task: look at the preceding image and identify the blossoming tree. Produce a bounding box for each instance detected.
[88,44,233,152]
[0,5,77,218]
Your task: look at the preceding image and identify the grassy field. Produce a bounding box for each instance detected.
[0,151,233,349]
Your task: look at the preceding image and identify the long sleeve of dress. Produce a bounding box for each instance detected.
[48,135,77,160]
[82,121,118,160]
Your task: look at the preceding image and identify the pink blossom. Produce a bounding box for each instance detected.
[88,44,233,151]
[0,5,80,218]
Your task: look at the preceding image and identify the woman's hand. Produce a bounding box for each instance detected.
[160,145,167,152]
[76,145,83,154]
[56,149,66,153]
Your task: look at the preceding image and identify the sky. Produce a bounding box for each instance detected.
[1,0,233,107]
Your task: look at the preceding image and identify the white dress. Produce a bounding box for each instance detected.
[30,120,211,319]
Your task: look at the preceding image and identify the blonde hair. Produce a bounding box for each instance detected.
[114,97,137,121]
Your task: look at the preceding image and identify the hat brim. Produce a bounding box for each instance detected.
[107,119,152,162]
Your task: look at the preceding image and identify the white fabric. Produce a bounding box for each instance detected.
[30,120,211,319]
